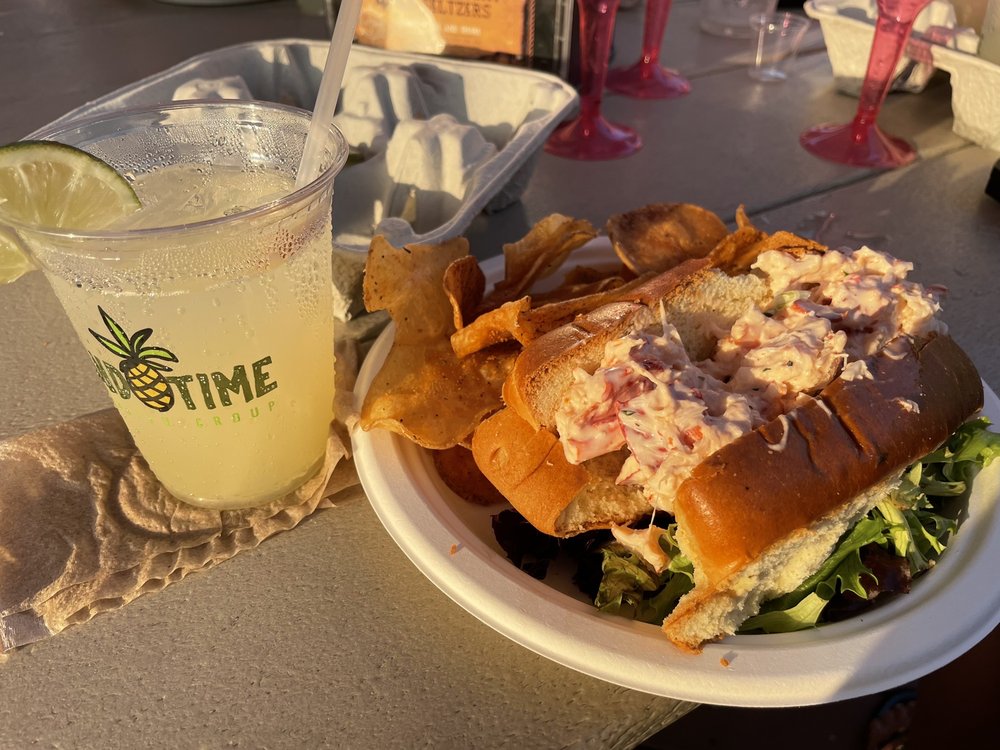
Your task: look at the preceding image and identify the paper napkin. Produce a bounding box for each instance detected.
[0,334,368,653]
[0,408,358,652]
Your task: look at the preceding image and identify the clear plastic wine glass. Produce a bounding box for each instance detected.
[606,0,690,99]
[545,0,642,160]
[800,0,931,168]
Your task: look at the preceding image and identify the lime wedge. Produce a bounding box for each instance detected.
[0,235,34,283]
[0,140,141,283]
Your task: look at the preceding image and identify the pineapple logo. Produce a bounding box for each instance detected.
[89,307,179,412]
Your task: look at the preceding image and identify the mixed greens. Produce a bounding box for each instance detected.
[493,419,1000,634]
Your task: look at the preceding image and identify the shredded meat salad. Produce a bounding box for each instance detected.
[553,247,947,512]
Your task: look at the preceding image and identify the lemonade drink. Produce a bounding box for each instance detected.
[47,166,334,506]
[10,102,349,509]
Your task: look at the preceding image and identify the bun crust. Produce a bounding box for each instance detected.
[664,333,984,651]
[504,258,768,430]
[488,259,769,537]
[673,334,983,587]
[471,408,648,537]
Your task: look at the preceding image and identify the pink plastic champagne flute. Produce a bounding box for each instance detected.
[606,0,690,99]
[545,0,642,160]
[800,0,931,168]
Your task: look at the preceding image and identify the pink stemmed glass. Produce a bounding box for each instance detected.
[606,0,690,99]
[545,0,642,160]
[800,0,931,168]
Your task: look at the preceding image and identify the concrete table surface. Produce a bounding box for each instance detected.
[0,2,696,748]
[1,0,998,748]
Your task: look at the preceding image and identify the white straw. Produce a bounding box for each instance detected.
[295,0,364,188]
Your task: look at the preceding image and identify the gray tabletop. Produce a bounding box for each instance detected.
[1,0,998,748]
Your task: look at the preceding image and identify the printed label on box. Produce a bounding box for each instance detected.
[357,0,527,57]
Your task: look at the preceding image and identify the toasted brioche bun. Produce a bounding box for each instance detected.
[489,259,769,536]
[664,333,984,651]
[471,407,648,537]
[664,475,899,653]
[504,260,769,431]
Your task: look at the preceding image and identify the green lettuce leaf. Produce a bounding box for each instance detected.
[594,545,660,616]
[741,419,998,633]
[761,516,884,615]
[593,525,694,624]
[741,593,829,633]
[580,420,1000,635]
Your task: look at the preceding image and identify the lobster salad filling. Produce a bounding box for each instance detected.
[553,246,947,513]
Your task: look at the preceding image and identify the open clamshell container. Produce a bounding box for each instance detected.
[930,41,1000,152]
[805,0,1000,153]
[32,40,579,320]
[804,0,979,94]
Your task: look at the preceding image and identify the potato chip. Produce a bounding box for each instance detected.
[607,203,728,274]
[432,445,507,505]
[734,204,754,230]
[451,297,533,359]
[361,235,514,448]
[708,208,827,274]
[752,230,828,257]
[562,264,634,286]
[451,273,656,359]
[707,225,768,275]
[529,274,627,305]
[486,215,597,306]
[518,275,651,336]
[360,340,516,449]
[443,255,486,330]
[364,235,470,344]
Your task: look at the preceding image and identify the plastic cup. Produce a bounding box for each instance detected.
[6,101,349,509]
[749,12,811,82]
[699,0,778,39]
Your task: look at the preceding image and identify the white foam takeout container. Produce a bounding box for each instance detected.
[804,0,979,93]
[30,40,579,320]
[805,1,999,151]
[930,41,1000,151]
